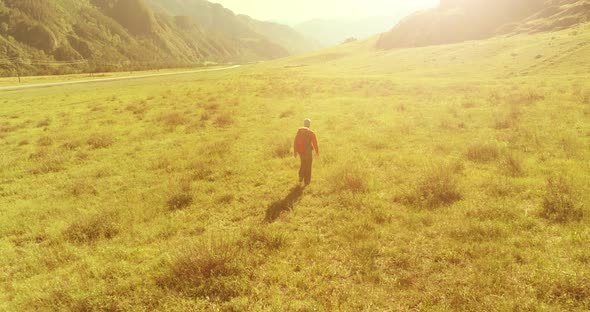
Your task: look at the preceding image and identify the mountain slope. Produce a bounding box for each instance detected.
[237,15,321,55]
[504,0,590,33]
[277,21,590,79]
[0,0,303,76]
[377,0,590,49]
[146,0,319,55]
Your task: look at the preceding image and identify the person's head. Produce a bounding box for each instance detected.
[304,119,311,128]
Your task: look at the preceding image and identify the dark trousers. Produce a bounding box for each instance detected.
[299,152,313,184]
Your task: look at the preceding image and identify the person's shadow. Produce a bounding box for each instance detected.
[264,185,304,223]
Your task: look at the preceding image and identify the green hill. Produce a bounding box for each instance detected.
[505,0,590,33]
[0,0,315,76]
[377,0,590,49]
[279,22,590,79]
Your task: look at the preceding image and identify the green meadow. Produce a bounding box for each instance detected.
[1,23,590,311]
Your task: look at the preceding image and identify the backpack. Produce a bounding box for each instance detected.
[303,129,312,153]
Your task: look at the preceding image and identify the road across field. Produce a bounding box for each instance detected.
[0,65,241,92]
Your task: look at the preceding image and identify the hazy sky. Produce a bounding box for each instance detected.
[211,0,440,22]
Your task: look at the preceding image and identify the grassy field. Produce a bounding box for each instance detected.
[1,23,590,311]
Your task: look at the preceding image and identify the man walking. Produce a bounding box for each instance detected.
[294,119,319,185]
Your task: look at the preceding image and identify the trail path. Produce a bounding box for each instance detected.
[0,65,241,92]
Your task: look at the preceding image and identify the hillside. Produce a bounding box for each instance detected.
[506,0,590,33]
[146,0,320,55]
[377,0,590,49]
[1,18,589,311]
[237,15,321,55]
[0,0,312,76]
[279,22,590,78]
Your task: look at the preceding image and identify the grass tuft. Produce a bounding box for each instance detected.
[331,162,370,193]
[216,194,234,204]
[409,164,462,208]
[200,111,211,121]
[157,241,246,301]
[205,102,219,111]
[37,136,53,147]
[272,138,292,158]
[462,100,476,109]
[64,211,120,243]
[29,150,66,174]
[279,109,294,118]
[548,275,590,306]
[167,178,194,210]
[36,118,51,128]
[159,112,189,127]
[87,133,114,149]
[214,113,233,128]
[243,227,287,251]
[540,176,584,223]
[167,193,193,211]
[508,90,545,106]
[69,179,98,197]
[560,134,579,158]
[494,108,520,129]
[61,140,82,150]
[466,142,500,163]
[126,103,148,116]
[501,153,525,177]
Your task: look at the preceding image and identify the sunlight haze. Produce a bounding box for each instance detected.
[3,0,590,310]
[211,0,440,22]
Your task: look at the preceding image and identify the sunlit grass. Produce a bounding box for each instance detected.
[1,24,589,311]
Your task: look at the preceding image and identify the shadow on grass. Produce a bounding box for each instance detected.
[265,185,304,223]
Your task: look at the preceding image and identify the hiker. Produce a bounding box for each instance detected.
[294,119,319,185]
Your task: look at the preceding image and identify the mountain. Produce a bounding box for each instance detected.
[236,15,321,55]
[294,15,406,47]
[145,0,320,55]
[501,0,590,33]
[377,0,590,49]
[0,0,315,76]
